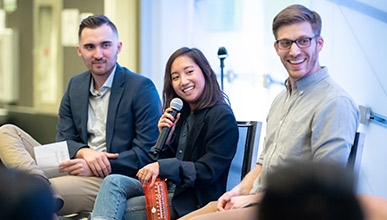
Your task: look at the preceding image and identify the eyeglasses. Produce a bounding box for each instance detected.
[276,35,318,50]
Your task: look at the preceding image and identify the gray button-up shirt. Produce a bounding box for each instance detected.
[251,67,359,194]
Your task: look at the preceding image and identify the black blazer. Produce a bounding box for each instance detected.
[56,64,162,176]
[158,103,238,217]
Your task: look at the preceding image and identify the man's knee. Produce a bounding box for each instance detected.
[207,201,219,210]
[50,176,102,215]
[0,124,18,134]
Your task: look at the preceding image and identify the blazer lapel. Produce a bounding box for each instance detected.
[105,64,125,150]
[78,72,92,142]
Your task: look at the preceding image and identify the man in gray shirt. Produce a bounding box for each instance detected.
[178,4,359,220]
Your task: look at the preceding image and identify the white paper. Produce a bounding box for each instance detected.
[34,141,70,178]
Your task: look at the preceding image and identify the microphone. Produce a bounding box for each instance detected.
[217,46,228,91]
[149,98,183,160]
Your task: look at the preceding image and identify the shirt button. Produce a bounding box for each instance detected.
[178,150,183,154]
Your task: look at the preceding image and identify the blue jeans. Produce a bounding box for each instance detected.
[91,174,144,220]
[91,174,176,220]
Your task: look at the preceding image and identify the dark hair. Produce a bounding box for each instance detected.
[0,168,54,220]
[258,161,364,220]
[272,4,322,39]
[78,15,118,40]
[162,47,229,112]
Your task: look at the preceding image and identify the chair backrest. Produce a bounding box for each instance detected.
[226,121,262,191]
[347,132,365,188]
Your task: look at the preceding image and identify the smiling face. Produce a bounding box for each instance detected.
[170,55,205,110]
[275,21,324,85]
[77,24,122,79]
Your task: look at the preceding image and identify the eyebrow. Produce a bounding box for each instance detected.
[82,43,93,48]
[82,41,112,47]
[277,35,312,41]
[170,66,194,75]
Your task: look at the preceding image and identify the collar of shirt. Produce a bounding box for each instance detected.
[89,65,117,97]
[286,66,329,95]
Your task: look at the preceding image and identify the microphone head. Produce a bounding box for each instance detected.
[217,46,228,59]
[170,98,183,111]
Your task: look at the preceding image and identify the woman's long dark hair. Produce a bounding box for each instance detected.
[162,47,229,112]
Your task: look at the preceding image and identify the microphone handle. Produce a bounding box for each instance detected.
[149,109,178,160]
[154,127,171,153]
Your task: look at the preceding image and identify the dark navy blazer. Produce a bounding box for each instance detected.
[56,64,162,176]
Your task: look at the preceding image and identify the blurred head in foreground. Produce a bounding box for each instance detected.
[0,167,54,220]
[258,161,364,220]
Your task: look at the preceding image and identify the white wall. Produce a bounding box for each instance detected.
[141,0,387,198]
[314,0,387,197]
[104,0,139,72]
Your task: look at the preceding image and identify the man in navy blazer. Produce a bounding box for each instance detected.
[56,63,160,178]
[0,15,161,216]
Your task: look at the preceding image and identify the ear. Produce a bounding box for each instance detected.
[274,41,280,54]
[316,36,324,52]
[77,45,81,56]
[117,41,123,54]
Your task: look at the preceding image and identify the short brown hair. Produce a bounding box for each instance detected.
[272,4,322,39]
[78,15,118,40]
